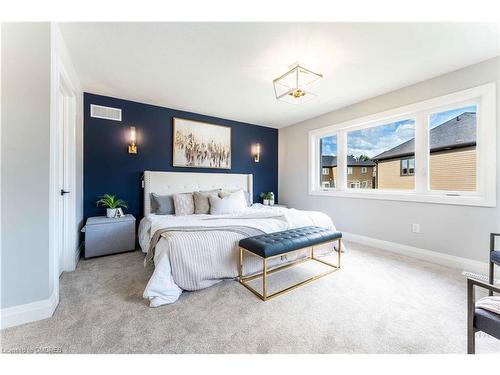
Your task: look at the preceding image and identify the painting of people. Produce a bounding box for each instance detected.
[173,118,231,169]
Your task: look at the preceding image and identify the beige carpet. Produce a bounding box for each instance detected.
[1,241,499,354]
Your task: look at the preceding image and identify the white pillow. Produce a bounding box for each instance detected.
[219,189,251,206]
[209,190,247,215]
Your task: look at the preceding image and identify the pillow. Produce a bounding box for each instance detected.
[193,190,220,214]
[209,190,247,215]
[172,193,195,216]
[150,193,174,215]
[219,189,251,206]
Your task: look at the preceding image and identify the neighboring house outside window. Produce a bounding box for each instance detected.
[321,155,375,189]
[373,111,476,190]
[320,160,336,188]
[350,181,361,188]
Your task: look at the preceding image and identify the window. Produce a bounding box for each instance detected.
[347,119,415,190]
[309,83,495,207]
[401,158,415,176]
[428,105,477,192]
[320,135,337,189]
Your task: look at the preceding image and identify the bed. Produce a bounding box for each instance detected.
[140,171,338,307]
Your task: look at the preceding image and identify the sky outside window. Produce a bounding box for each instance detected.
[321,136,337,156]
[320,106,476,158]
[347,119,415,158]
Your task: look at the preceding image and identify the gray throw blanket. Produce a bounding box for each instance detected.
[145,225,265,264]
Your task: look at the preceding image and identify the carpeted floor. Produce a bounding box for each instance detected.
[1,241,499,354]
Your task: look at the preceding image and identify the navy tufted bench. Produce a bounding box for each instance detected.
[238,226,342,301]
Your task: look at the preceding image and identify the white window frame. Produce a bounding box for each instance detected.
[347,167,353,175]
[361,167,367,173]
[322,168,329,175]
[308,83,496,207]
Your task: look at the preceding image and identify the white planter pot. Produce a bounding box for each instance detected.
[263,199,270,206]
[269,199,275,206]
[106,208,118,218]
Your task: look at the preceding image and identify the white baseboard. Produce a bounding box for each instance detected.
[74,242,83,268]
[342,232,489,275]
[1,290,58,330]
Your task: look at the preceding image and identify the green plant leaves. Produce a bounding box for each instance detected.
[96,194,128,209]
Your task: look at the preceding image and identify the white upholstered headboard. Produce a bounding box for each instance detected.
[143,171,253,215]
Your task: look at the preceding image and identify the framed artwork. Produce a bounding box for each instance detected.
[173,118,231,169]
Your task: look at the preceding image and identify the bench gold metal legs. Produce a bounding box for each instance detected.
[238,239,341,301]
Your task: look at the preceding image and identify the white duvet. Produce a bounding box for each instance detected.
[140,205,336,307]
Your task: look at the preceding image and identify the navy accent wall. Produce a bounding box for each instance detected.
[84,93,278,220]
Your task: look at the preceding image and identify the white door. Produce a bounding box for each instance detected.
[56,91,66,276]
[56,88,74,275]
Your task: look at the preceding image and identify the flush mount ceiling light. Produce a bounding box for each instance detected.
[273,63,323,104]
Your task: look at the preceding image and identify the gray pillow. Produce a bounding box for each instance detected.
[193,190,220,214]
[150,193,174,215]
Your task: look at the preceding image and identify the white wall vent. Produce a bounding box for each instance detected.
[90,104,122,121]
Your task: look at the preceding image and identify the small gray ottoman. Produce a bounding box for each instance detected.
[83,215,136,258]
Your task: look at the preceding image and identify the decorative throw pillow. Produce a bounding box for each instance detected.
[476,296,500,315]
[193,190,220,214]
[150,193,174,215]
[209,190,247,215]
[219,189,251,206]
[172,193,195,216]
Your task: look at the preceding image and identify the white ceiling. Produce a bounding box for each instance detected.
[60,23,499,128]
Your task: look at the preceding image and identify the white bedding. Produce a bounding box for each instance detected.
[140,204,337,307]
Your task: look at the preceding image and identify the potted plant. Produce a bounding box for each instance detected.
[260,192,274,206]
[96,194,128,218]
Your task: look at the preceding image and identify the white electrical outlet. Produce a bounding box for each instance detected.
[412,224,420,233]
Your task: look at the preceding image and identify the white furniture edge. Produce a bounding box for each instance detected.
[143,171,253,216]
[343,232,489,275]
[0,290,58,330]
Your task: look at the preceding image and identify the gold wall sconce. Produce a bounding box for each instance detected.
[128,126,137,154]
[253,143,260,163]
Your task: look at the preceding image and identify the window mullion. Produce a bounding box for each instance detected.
[337,130,347,190]
[415,112,428,194]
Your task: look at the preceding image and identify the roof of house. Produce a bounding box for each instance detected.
[322,155,376,167]
[372,112,476,161]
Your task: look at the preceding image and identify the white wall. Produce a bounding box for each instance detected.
[1,23,83,328]
[1,23,52,308]
[279,57,499,264]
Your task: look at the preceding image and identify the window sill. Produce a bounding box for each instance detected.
[309,188,495,207]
